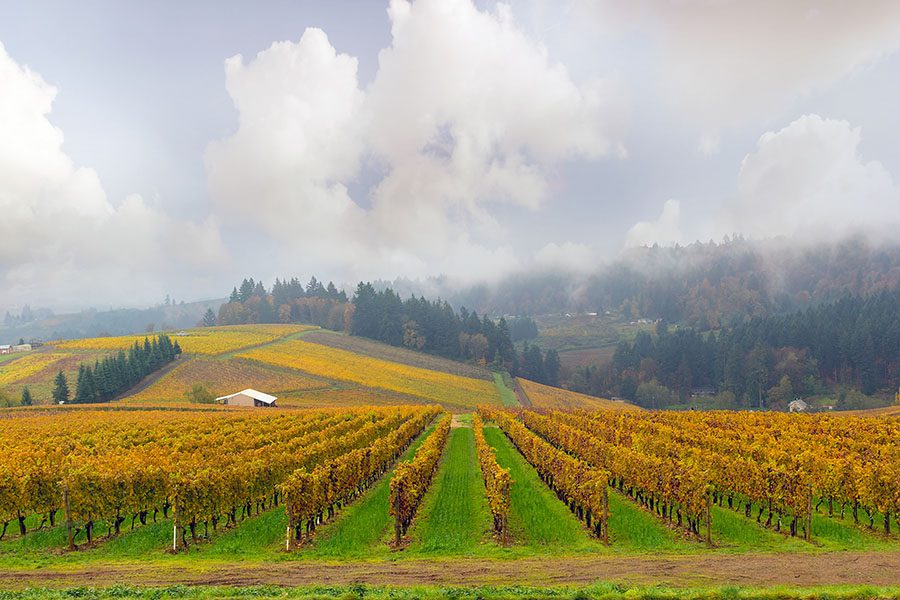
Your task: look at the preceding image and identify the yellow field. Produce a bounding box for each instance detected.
[55,324,315,356]
[239,339,500,409]
[0,353,69,386]
[122,356,329,403]
[517,377,639,411]
[276,387,428,409]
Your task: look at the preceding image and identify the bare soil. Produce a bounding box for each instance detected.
[2,552,898,590]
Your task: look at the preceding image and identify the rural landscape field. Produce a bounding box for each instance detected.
[3,0,900,598]
[0,324,898,599]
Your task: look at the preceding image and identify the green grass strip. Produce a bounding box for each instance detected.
[409,426,491,554]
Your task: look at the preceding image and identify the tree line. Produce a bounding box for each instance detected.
[50,334,181,405]
[570,290,900,410]
[214,277,560,386]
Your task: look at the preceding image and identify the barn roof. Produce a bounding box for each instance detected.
[215,388,278,404]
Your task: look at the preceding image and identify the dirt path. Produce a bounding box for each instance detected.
[512,376,532,407]
[2,552,898,589]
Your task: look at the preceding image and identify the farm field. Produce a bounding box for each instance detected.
[1,330,898,598]
[303,329,494,380]
[239,338,501,409]
[55,323,314,356]
[517,377,638,411]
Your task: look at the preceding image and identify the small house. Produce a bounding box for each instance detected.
[788,399,809,413]
[12,343,31,353]
[0,345,10,355]
[216,388,277,407]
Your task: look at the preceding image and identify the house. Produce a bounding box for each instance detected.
[788,399,809,413]
[12,343,31,353]
[216,388,277,407]
[0,345,10,355]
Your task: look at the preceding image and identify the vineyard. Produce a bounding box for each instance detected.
[238,339,501,409]
[517,377,639,411]
[56,324,314,356]
[0,401,898,596]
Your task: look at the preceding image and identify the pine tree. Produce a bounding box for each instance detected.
[202,308,217,327]
[52,371,70,404]
[21,387,33,406]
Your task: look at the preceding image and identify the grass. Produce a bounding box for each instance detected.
[308,422,439,559]
[483,425,599,551]
[4,583,900,599]
[408,426,492,554]
[493,372,520,407]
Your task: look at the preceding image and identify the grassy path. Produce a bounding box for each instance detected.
[492,372,520,407]
[483,425,598,551]
[408,424,491,554]
[307,422,439,558]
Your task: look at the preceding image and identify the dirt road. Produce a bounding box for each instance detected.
[2,551,898,589]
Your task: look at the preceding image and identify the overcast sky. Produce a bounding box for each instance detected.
[2,0,900,311]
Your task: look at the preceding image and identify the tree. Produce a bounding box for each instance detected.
[202,308,217,327]
[767,374,794,408]
[185,384,216,404]
[52,371,70,404]
[21,387,33,406]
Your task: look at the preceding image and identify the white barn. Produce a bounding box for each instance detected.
[216,388,278,407]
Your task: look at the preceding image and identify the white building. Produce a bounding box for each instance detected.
[215,388,278,407]
[788,399,809,413]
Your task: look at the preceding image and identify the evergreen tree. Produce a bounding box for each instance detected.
[21,387,32,406]
[52,371,70,404]
[202,308,217,327]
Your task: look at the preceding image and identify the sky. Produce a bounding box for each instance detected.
[1,0,900,311]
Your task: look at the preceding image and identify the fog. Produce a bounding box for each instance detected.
[1,0,900,313]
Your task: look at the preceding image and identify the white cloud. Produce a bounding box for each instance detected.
[205,0,626,283]
[625,199,683,247]
[578,1,900,131]
[0,42,227,308]
[534,242,594,272]
[721,114,900,240]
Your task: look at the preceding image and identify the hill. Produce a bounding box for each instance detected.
[517,377,638,411]
[1,323,503,411]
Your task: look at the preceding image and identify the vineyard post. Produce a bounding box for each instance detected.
[62,485,74,550]
[705,490,712,547]
[172,501,181,552]
[602,484,609,546]
[806,487,813,542]
[393,488,402,546]
[284,496,292,552]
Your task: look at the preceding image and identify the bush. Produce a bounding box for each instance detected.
[184,384,216,404]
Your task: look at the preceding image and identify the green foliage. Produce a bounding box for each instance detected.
[51,370,69,404]
[72,335,178,404]
[20,386,32,406]
[185,383,216,404]
[410,427,491,553]
[635,380,678,409]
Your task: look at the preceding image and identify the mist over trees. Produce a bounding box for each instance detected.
[574,291,900,410]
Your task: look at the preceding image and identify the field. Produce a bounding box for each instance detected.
[239,338,501,409]
[0,402,897,599]
[56,324,315,355]
[1,327,898,598]
[302,330,494,380]
[517,378,638,411]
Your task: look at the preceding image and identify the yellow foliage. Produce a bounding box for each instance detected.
[518,377,639,411]
[0,353,68,386]
[56,324,314,356]
[240,339,500,409]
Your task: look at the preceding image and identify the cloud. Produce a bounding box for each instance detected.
[0,42,227,309]
[722,114,900,240]
[578,1,900,131]
[534,242,594,272]
[625,199,683,247]
[205,0,626,284]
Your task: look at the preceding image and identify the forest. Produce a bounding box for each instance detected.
[570,291,900,410]
[215,278,561,386]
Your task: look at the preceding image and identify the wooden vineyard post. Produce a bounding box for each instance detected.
[705,490,712,547]
[172,499,181,553]
[602,484,610,546]
[63,485,74,550]
[393,487,402,546]
[284,496,293,552]
[806,487,813,542]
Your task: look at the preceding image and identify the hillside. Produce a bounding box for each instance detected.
[517,378,639,411]
[1,324,503,412]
